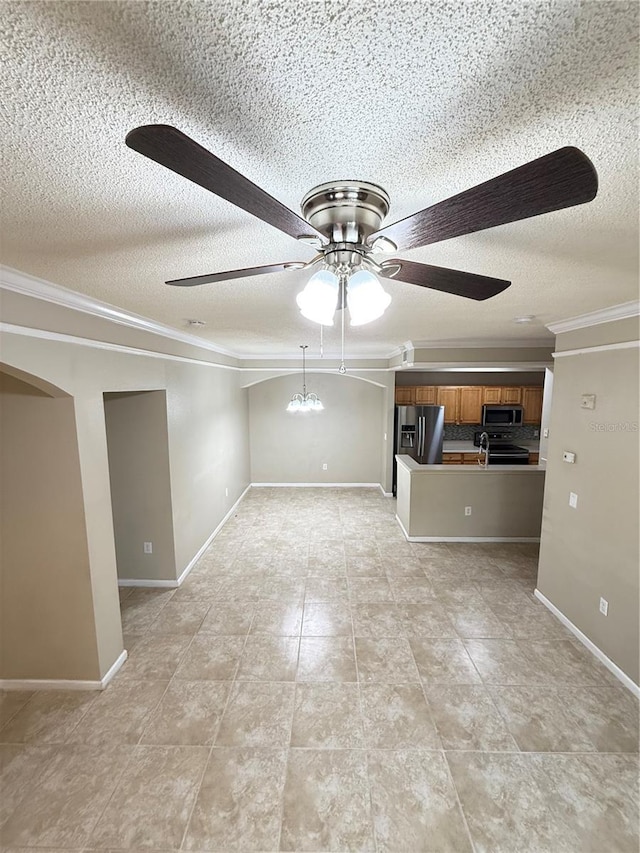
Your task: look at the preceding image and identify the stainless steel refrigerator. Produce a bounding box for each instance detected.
[392,405,445,495]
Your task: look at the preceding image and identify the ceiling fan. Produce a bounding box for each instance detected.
[125,124,598,325]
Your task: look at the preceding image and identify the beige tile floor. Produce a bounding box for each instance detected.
[1,487,638,851]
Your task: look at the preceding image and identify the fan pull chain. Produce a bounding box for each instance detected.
[302,344,307,397]
[339,276,346,374]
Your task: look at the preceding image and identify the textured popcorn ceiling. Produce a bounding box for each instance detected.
[1,0,638,357]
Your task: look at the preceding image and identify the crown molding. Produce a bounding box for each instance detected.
[407,337,555,349]
[0,266,406,364]
[552,340,639,359]
[0,265,240,360]
[239,353,391,363]
[240,365,391,373]
[0,323,240,370]
[395,362,551,372]
[547,301,640,335]
[385,341,413,359]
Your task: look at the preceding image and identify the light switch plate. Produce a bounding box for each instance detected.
[569,492,578,509]
[563,451,576,463]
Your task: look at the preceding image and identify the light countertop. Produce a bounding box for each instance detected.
[397,455,546,473]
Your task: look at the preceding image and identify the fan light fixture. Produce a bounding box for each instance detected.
[286,345,324,413]
[296,267,391,327]
[296,270,339,326]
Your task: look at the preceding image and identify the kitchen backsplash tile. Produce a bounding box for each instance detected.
[443,425,540,441]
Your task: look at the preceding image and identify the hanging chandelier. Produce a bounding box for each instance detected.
[287,345,324,412]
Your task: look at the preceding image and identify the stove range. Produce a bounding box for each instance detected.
[474,431,530,465]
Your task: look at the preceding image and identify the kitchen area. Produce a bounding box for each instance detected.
[392,374,548,541]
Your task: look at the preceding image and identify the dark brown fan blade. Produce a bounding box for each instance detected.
[126,125,325,243]
[380,259,510,301]
[370,147,598,251]
[166,262,306,287]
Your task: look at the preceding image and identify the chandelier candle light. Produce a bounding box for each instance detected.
[287,345,324,413]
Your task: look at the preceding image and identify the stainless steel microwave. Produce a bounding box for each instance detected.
[481,404,524,426]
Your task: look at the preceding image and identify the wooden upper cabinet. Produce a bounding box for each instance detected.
[522,386,543,423]
[415,385,436,404]
[482,386,523,404]
[396,383,542,423]
[458,387,483,424]
[501,387,523,404]
[395,386,416,405]
[482,387,502,405]
[436,387,460,423]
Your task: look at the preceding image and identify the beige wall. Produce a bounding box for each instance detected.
[249,372,385,485]
[409,346,554,365]
[0,326,250,681]
[166,360,250,571]
[555,315,640,352]
[537,326,639,684]
[104,391,176,581]
[0,372,103,680]
[0,288,238,367]
[396,459,545,539]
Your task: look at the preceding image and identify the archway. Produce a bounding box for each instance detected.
[0,367,103,682]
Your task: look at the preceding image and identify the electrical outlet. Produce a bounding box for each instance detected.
[464,506,472,516]
[569,492,578,509]
[322,463,328,470]
[384,432,387,441]
[543,428,549,438]
[599,597,609,616]
[225,487,229,497]
[143,541,153,554]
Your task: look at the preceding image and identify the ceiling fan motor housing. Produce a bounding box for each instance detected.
[301,181,390,247]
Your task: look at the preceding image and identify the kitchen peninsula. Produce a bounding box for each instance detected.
[395,454,545,541]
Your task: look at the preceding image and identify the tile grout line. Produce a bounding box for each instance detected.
[92,586,212,850]
[177,740,216,852]
[0,690,39,736]
[445,583,524,756]
[442,746,479,853]
[78,734,141,848]
[345,512,380,853]
[132,598,211,747]
[178,544,261,852]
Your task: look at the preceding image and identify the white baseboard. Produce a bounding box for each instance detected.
[251,482,383,488]
[378,485,393,497]
[395,515,539,543]
[395,515,411,539]
[100,649,128,687]
[409,536,541,543]
[118,485,251,589]
[534,589,640,698]
[175,484,251,584]
[0,650,127,692]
